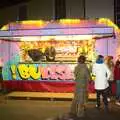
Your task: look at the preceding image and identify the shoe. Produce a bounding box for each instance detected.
[115,101,120,106]
[95,105,101,111]
[107,98,111,102]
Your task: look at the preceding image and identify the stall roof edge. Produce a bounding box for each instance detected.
[0,18,119,31]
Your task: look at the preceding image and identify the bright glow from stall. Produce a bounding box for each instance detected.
[54,35,93,40]
[98,18,119,31]
[59,19,81,25]
[20,36,41,41]
[19,35,94,41]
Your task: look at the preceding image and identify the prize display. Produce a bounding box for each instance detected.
[20,39,96,62]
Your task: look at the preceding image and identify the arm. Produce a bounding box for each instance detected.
[105,64,111,80]
[114,66,118,80]
[85,65,91,81]
[92,64,96,76]
[74,66,78,79]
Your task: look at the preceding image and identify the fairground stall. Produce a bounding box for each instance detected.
[0,18,119,96]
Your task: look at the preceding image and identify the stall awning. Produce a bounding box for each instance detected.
[0,27,114,41]
[0,26,114,36]
[0,18,116,41]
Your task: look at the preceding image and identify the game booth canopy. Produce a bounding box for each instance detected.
[0,18,120,93]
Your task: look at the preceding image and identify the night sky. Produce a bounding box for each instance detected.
[0,0,30,9]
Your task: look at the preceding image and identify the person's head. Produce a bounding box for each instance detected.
[104,56,109,63]
[109,56,113,60]
[117,55,120,61]
[96,55,104,64]
[105,56,113,63]
[78,55,86,64]
[115,55,120,66]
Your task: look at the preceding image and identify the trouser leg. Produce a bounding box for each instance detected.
[70,96,78,116]
[108,81,112,97]
[77,89,85,117]
[102,88,109,111]
[77,104,86,117]
[116,80,120,101]
[96,90,101,107]
[70,88,85,118]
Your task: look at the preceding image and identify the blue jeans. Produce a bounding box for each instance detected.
[116,80,120,101]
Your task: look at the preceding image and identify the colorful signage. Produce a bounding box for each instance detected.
[4,63,76,81]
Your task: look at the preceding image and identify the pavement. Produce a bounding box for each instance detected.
[0,93,120,120]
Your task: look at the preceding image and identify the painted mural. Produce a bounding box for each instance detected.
[7,63,75,80]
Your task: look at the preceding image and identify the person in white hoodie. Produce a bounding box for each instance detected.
[92,55,111,112]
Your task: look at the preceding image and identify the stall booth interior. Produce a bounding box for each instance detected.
[0,18,118,98]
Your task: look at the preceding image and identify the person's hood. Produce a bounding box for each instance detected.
[96,58,104,64]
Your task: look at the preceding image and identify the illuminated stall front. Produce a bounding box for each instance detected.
[0,18,119,93]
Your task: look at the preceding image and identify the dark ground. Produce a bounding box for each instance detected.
[0,93,120,120]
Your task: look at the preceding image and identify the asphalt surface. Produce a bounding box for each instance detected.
[0,94,120,120]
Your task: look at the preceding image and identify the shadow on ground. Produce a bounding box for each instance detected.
[46,104,120,120]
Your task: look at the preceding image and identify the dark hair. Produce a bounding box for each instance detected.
[109,56,113,59]
[98,55,104,59]
[78,55,86,64]
[115,60,120,66]
[96,55,104,63]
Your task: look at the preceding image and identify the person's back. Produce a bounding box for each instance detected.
[104,56,114,81]
[114,55,120,105]
[93,63,110,90]
[104,56,114,101]
[92,55,111,112]
[74,63,90,86]
[70,55,91,119]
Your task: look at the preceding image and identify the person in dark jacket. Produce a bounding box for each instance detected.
[114,55,120,105]
[69,55,91,118]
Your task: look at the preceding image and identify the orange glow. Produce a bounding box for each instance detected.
[21,20,46,27]
[59,19,81,25]
[1,20,46,30]
[1,24,9,30]
[98,18,119,31]
[1,18,119,31]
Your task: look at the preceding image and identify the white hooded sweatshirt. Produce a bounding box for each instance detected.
[92,63,111,90]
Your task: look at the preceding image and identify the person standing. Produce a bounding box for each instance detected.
[104,56,114,101]
[92,55,111,112]
[70,55,91,118]
[0,58,3,92]
[114,55,120,105]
